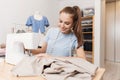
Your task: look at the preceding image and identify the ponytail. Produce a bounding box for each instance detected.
[72,6,83,48]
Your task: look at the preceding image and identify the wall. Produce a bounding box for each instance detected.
[94,0,106,67]
[58,0,94,10]
[0,0,59,43]
[94,0,102,66]
[105,2,115,62]
[106,0,120,62]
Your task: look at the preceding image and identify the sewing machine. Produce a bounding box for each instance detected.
[5,33,44,65]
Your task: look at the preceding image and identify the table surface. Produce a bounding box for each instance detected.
[0,61,105,80]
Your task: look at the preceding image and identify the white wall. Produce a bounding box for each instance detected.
[58,0,94,11]
[0,0,59,43]
[94,0,101,66]
[94,0,106,67]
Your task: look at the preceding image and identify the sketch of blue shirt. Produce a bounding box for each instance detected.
[26,16,49,33]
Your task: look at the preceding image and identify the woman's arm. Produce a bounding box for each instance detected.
[35,46,86,60]
[76,48,86,60]
[31,42,47,55]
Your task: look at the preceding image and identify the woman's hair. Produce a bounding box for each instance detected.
[60,6,83,48]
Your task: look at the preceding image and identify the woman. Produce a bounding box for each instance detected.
[31,6,86,59]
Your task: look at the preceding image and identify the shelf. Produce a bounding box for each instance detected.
[82,32,92,34]
[82,16,93,20]
[85,53,92,63]
[83,39,93,42]
[86,57,92,63]
[85,51,92,54]
[82,24,92,27]
[82,16,94,63]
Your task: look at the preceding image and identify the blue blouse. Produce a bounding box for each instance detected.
[44,28,79,57]
[26,16,49,33]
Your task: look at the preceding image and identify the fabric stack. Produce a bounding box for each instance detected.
[11,56,98,80]
[83,8,94,17]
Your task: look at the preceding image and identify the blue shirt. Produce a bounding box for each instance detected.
[26,16,49,33]
[44,28,78,57]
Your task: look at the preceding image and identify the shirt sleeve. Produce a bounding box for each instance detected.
[44,17,49,27]
[73,40,83,49]
[26,16,32,26]
[44,28,52,42]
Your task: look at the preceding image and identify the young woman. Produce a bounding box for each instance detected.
[31,6,86,59]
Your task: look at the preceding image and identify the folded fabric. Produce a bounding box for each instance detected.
[11,56,42,76]
[11,56,98,80]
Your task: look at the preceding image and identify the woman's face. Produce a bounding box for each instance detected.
[58,12,73,34]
